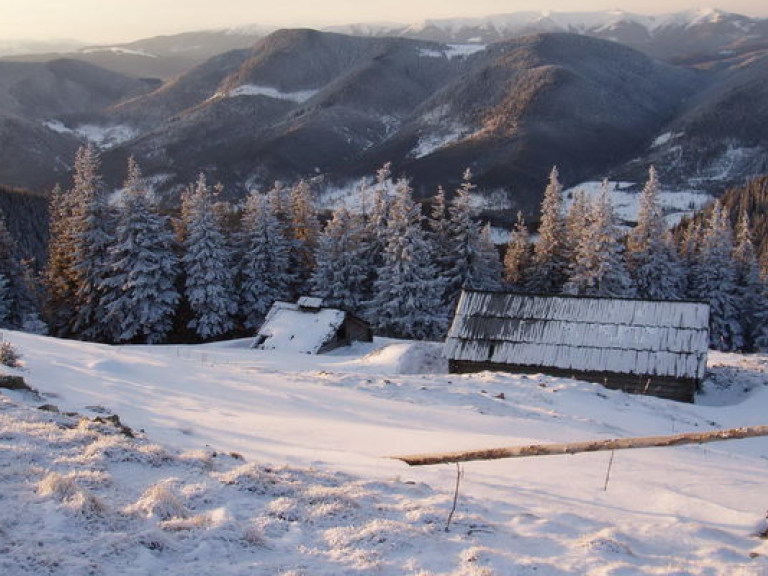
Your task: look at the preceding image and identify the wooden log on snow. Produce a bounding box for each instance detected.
[391,425,768,466]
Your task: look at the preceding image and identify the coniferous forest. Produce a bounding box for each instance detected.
[1,145,768,351]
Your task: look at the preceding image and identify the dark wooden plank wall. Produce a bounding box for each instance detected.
[449,360,698,403]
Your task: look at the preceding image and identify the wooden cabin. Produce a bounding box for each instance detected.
[443,290,710,402]
[254,298,372,354]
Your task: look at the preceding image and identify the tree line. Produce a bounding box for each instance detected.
[504,166,768,351]
[13,147,501,343]
[0,145,766,351]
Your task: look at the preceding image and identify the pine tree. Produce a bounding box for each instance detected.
[182,174,237,340]
[690,201,742,351]
[526,166,568,293]
[311,206,370,312]
[504,211,531,288]
[369,179,447,339]
[102,158,180,343]
[239,190,293,329]
[564,181,635,297]
[626,167,684,300]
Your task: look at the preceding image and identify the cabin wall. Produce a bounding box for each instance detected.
[449,360,698,403]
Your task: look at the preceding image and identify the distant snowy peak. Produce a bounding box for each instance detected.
[405,8,752,34]
[81,46,158,58]
[334,8,762,55]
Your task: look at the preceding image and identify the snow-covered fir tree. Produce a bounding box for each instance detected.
[369,179,447,339]
[45,183,79,335]
[311,206,370,312]
[182,174,237,340]
[428,186,453,279]
[68,145,116,340]
[626,167,685,300]
[359,164,394,320]
[563,189,591,268]
[503,211,531,288]
[476,223,503,290]
[564,181,635,297]
[102,158,180,343]
[526,166,569,294]
[238,190,293,329]
[732,210,766,351]
[443,169,502,307]
[689,201,743,351]
[678,219,704,297]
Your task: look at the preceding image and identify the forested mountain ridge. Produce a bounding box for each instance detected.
[0,185,48,264]
[0,26,767,225]
[94,30,700,218]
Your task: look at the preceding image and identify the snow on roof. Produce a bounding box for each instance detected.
[297,296,324,309]
[444,290,709,380]
[257,301,346,354]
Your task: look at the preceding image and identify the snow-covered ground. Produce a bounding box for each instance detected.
[419,44,487,59]
[1,331,767,575]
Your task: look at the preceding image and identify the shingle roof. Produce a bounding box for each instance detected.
[443,290,709,380]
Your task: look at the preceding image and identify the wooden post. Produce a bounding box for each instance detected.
[391,425,768,466]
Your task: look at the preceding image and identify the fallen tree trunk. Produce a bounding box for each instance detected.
[391,425,768,466]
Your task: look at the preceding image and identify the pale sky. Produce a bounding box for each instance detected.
[2,0,767,43]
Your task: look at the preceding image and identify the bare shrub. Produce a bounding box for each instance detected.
[38,471,107,517]
[127,481,189,520]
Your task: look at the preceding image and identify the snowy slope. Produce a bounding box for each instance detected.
[1,331,767,574]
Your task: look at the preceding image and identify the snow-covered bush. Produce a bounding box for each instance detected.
[0,335,21,367]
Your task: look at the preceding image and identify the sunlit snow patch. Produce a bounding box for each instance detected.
[43,120,138,149]
[75,124,138,149]
[81,46,157,58]
[419,44,486,59]
[409,129,465,158]
[650,131,683,148]
[356,341,447,374]
[227,84,318,103]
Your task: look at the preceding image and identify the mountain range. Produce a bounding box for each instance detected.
[0,8,767,223]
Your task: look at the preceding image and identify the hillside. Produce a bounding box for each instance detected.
[1,331,767,574]
[96,30,699,216]
[0,59,155,190]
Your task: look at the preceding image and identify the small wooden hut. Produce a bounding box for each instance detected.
[254,298,372,354]
[443,290,710,402]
